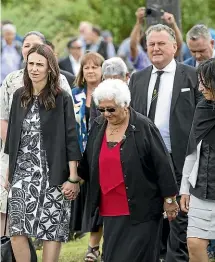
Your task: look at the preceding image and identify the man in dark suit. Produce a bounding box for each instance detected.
[46,40,76,89]
[184,24,214,67]
[129,24,201,262]
[58,37,83,76]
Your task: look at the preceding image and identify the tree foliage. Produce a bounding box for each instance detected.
[2,0,215,55]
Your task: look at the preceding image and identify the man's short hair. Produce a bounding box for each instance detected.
[92,26,101,36]
[2,24,16,33]
[67,37,80,49]
[146,24,176,42]
[186,24,212,42]
[46,40,55,51]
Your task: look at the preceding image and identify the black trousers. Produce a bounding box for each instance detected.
[163,155,189,262]
[160,218,170,258]
[165,196,189,262]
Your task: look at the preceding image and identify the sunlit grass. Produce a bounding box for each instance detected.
[36,234,215,262]
[37,234,91,262]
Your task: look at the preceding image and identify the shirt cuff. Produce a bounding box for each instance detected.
[179,176,190,195]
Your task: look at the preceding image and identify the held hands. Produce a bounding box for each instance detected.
[61,180,80,200]
[164,200,179,222]
[135,7,145,24]
[180,194,190,213]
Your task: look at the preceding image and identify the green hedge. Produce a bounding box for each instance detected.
[2,0,215,55]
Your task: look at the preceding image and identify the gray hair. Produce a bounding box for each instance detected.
[146,24,176,42]
[2,24,16,33]
[93,79,131,107]
[102,57,128,78]
[186,24,212,42]
[23,31,46,44]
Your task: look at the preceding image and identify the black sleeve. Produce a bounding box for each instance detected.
[129,73,135,107]
[4,90,18,155]
[4,110,11,155]
[77,150,89,181]
[64,93,82,161]
[148,123,179,197]
[129,73,134,90]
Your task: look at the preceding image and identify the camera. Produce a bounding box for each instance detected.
[145,7,164,17]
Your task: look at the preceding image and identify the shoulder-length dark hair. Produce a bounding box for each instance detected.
[197,58,215,97]
[75,52,104,88]
[21,44,61,110]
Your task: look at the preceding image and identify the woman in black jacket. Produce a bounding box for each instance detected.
[180,58,215,262]
[4,44,81,262]
[78,79,179,262]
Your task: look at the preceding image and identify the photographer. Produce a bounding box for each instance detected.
[130,7,183,67]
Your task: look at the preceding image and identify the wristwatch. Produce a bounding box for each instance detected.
[165,197,176,204]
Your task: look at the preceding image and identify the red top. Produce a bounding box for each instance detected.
[99,134,130,216]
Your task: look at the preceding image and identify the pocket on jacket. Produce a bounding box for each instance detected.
[181,88,190,92]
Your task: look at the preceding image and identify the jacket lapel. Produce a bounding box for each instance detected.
[92,119,107,161]
[142,66,152,115]
[65,57,74,75]
[18,100,32,126]
[170,63,184,115]
[89,119,107,194]
[193,58,196,67]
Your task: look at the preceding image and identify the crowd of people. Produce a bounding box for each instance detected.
[1,6,215,262]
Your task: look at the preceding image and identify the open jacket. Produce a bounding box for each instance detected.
[78,108,178,223]
[129,62,201,185]
[5,87,82,186]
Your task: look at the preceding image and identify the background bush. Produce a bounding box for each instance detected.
[2,0,215,55]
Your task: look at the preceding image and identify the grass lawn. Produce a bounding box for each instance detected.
[37,234,215,262]
[37,234,103,262]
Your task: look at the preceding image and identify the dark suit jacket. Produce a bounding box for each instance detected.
[129,62,201,185]
[5,88,82,186]
[78,108,178,223]
[59,57,74,75]
[60,69,75,89]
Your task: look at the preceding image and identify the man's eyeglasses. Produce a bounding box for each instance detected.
[97,108,116,113]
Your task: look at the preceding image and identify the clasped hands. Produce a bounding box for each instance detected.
[61,178,81,200]
[164,201,180,222]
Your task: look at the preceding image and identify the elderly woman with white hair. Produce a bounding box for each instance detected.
[89,57,129,127]
[77,79,179,262]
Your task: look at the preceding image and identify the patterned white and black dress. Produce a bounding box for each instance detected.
[8,97,71,242]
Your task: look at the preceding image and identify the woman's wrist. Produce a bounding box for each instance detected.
[68,176,80,184]
[69,170,78,179]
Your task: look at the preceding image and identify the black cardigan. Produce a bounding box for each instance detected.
[5,87,82,186]
[78,108,178,223]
